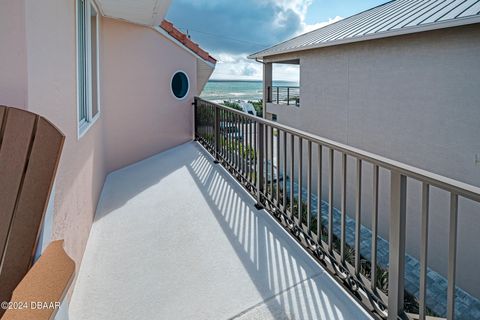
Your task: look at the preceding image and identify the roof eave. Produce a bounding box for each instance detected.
[153,26,216,67]
[95,0,172,27]
[249,16,480,60]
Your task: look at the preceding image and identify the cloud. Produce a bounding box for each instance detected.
[301,16,343,34]
[167,0,312,55]
[166,0,342,80]
[211,54,263,80]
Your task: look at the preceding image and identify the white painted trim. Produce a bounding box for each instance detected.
[94,0,171,26]
[153,26,216,68]
[170,70,190,100]
[249,15,480,59]
[76,0,101,139]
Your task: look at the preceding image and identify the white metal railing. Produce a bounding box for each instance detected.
[193,97,480,320]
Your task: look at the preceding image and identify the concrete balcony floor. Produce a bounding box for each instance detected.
[69,142,372,320]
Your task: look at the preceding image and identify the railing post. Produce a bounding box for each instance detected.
[193,98,198,141]
[255,122,265,210]
[276,87,279,104]
[388,172,407,320]
[287,87,290,105]
[267,86,271,103]
[214,106,220,164]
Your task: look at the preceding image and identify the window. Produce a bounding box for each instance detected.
[171,71,189,100]
[77,0,100,136]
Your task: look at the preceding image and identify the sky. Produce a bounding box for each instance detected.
[166,0,388,81]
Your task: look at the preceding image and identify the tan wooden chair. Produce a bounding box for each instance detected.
[0,106,75,320]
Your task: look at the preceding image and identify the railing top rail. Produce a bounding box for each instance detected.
[270,85,300,88]
[195,97,480,202]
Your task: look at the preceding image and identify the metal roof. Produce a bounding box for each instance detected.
[249,0,480,59]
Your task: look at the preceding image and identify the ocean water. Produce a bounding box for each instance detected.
[200,80,299,102]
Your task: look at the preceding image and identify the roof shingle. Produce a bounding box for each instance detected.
[160,20,217,64]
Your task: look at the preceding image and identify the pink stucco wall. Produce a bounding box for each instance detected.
[101,18,196,172]
[0,0,201,294]
[23,0,108,277]
[0,0,27,107]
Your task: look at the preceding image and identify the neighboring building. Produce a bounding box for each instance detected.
[250,0,480,305]
[0,0,215,296]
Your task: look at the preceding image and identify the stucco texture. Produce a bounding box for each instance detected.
[101,18,196,173]
[0,0,201,299]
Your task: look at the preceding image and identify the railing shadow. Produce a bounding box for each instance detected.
[186,143,370,320]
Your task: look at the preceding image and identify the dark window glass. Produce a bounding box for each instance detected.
[171,72,189,99]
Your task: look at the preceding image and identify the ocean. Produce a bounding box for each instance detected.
[200,80,299,102]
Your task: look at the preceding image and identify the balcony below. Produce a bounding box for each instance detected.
[69,142,371,320]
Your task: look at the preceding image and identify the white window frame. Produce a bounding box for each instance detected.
[76,0,101,139]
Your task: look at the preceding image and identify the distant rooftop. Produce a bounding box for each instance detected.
[160,20,217,64]
[249,0,480,59]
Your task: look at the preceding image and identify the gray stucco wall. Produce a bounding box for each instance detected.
[266,24,480,298]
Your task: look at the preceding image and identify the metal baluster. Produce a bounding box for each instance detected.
[243,116,247,177]
[214,107,220,163]
[219,109,223,158]
[253,119,257,183]
[355,159,362,273]
[298,138,303,227]
[209,105,212,147]
[229,112,232,165]
[287,87,290,106]
[290,134,295,217]
[245,116,249,181]
[307,141,312,231]
[283,131,287,210]
[255,122,264,210]
[231,112,234,167]
[341,153,347,260]
[264,125,268,196]
[447,193,458,320]
[328,149,334,250]
[251,119,255,184]
[388,172,406,320]
[371,165,379,291]
[317,145,323,243]
[244,117,248,179]
[241,116,245,175]
[236,114,240,171]
[270,126,274,201]
[276,129,280,206]
[194,98,198,139]
[419,183,429,320]
[277,86,279,104]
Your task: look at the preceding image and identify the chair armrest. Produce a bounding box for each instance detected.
[1,240,75,320]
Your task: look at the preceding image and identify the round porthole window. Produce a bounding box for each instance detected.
[171,71,189,100]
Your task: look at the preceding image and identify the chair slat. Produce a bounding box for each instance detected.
[0,108,37,264]
[0,110,64,310]
[1,240,75,320]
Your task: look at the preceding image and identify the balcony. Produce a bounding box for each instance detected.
[69,97,480,320]
[267,86,300,107]
[69,141,370,320]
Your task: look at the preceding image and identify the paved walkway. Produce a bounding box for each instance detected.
[69,142,371,320]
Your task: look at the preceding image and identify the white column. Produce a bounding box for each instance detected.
[262,62,272,119]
